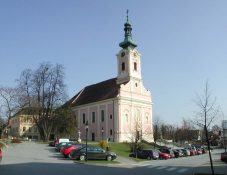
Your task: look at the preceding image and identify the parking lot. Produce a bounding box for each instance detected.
[0,142,226,175]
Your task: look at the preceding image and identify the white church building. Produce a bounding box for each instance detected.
[69,15,153,143]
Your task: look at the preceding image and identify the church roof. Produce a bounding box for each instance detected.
[70,78,121,107]
[10,107,40,119]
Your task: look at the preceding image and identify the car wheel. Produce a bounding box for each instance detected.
[68,153,73,159]
[79,155,85,161]
[147,156,151,160]
[106,155,112,161]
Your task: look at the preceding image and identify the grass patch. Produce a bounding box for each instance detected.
[108,142,131,157]
[79,141,158,159]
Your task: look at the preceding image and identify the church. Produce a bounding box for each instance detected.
[69,14,153,143]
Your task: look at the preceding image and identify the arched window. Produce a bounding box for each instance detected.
[23,127,26,132]
[146,116,149,123]
[125,114,128,123]
[134,62,137,71]
[122,62,125,71]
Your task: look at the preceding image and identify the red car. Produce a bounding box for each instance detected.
[196,149,203,155]
[61,144,85,158]
[188,148,196,156]
[158,150,171,160]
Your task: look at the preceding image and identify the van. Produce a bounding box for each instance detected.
[54,138,69,146]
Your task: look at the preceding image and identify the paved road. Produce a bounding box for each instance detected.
[0,142,226,175]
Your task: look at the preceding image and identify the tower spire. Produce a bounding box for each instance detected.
[119,10,137,49]
[126,9,129,22]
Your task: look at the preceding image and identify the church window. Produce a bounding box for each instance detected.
[122,62,125,71]
[23,127,26,132]
[92,112,95,123]
[125,114,128,122]
[110,114,112,119]
[82,113,86,124]
[28,127,31,132]
[110,129,113,136]
[101,110,105,122]
[134,62,137,71]
[135,83,138,87]
[146,116,149,123]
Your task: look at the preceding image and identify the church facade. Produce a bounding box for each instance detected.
[69,16,153,143]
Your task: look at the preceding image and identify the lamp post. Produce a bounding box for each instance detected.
[5,128,8,139]
[101,127,104,149]
[85,121,88,161]
[78,130,81,143]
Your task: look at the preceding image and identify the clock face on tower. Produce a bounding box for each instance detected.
[133,52,137,57]
[121,51,125,57]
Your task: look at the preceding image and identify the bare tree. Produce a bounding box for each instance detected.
[17,62,68,141]
[16,69,33,107]
[0,87,21,120]
[0,111,6,138]
[194,81,220,175]
[129,116,143,153]
[153,115,163,145]
[0,87,23,138]
[128,113,153,153]
[175,118,197,145]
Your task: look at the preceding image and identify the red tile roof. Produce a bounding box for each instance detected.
[70,78,121,107]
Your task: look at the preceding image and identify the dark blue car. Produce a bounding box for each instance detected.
[129,149,159,160]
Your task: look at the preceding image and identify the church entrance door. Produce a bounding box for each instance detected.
[92,133,95,141]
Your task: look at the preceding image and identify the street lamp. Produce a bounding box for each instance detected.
[101,127,104,142]
[78,130,81,143]
[85,121,89,161]
[5,128,8,139]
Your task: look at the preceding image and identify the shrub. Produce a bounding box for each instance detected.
[99,140,110,151]
[129,142,144,152]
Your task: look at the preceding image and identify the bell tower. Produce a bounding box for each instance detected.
[116,10,142,85]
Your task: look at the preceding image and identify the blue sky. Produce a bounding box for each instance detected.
[0,0,227,125]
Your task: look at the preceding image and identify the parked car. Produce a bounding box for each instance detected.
[49,141,55,147]
[54,138,70,146]
[157,150,171,160]
[196,148,203,155]
[187,148,196,156]
[69,145,117,161]
[159,148,175,158]
[129,149,159,160]
[61,144,85,158]
[172,149,184,158]
[55,141,74,152]
[221,152,227,163]
[180,149,190,156]
[201,147,206,154]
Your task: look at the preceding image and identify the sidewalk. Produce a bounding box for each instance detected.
[116,155,138,166]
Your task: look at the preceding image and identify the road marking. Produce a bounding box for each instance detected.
[156,166,166,170]
[147,165,158,169]
[178,168,188,173]
[166,167,177,171]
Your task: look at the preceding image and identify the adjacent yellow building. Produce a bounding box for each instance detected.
[9,107,40,140]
